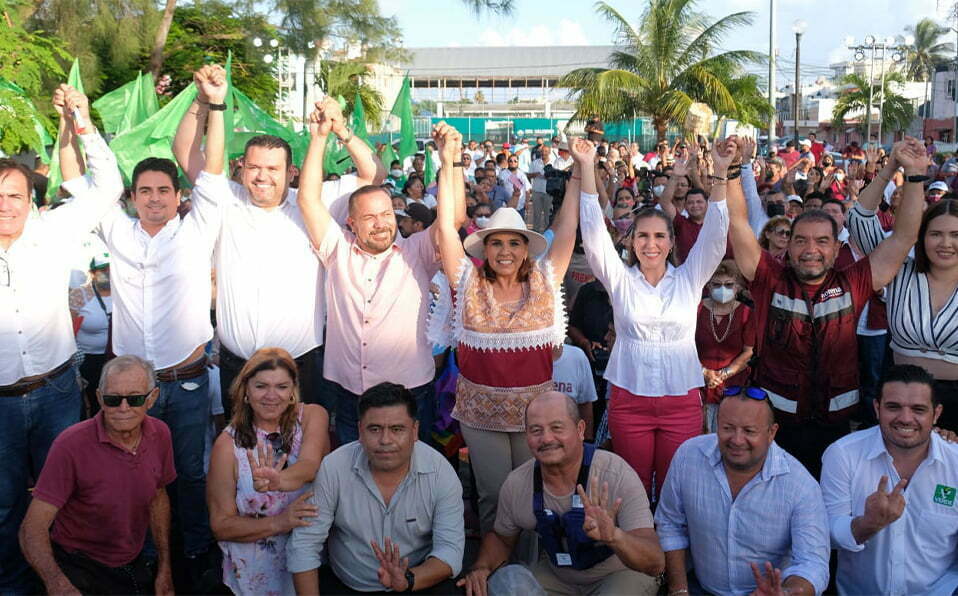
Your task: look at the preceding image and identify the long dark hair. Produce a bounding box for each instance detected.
[229,347,301,452]
[916,199,958,273]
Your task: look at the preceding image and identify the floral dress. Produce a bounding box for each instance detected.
[219,413,305,596]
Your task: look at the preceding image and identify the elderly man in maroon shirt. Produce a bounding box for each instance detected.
[18,355,176,595]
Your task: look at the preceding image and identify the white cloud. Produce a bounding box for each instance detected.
[477,19,591,47]
[376,0,407,17]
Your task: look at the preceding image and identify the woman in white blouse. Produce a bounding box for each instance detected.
[848,149,958,429]
[579,138,735,499]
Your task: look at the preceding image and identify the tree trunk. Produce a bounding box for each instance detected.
[148,0,177,80]
[654,118,667,143]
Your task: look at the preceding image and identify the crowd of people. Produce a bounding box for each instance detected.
[4,62,958,596]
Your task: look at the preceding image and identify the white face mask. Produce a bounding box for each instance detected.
[710,286,735,304]
[652,185,666,197]
[475,216,491,229]
[834,172,845,182]
[390,169,403,178]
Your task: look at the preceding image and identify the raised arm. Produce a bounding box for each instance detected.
[856,151,899,212]
[682,138,733,287]
[739,139,768,236]
[727,138,763,281]
[434,122,467,284]
[54,84,84,183]
[547,137,593,282]
[868,138,929,291]
[329,105,384,186]
[196,65,228,177]
[173,65,223,184]
[296,100,336,250]
[658,156,683,220]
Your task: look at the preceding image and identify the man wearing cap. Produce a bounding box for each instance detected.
[655,389,830,596]
[928,180,949,203]
[786,194,804,220]
[799,139,814,162]
[294,106,465,445]
[19,355,175,596]
[398,202,434,238]
[0,84,122,593]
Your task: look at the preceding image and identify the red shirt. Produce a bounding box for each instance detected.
[673,214,733,264]
[810,142,825,165]
[695,302,756,404]
[33,413,176,567]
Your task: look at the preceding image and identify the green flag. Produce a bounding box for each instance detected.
[379,141,399,172]
[0,76,53,162]
[423,146,435,186]
[389,76,416,162]
[47,58,86,200]
[322,94,353,175]
[109,84,197,184]
[351,91,371,146]
[92,77,138,134]
[115,72,160,135]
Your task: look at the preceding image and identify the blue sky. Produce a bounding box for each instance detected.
[378,0,950,86]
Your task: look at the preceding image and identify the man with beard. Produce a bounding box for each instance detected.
[173,66,383,418]
[457,392,663,596]
[655,389,829,596]
[295,106,465,445]
[498,153,531,217]
[821,365,958,595]
[726,136,928,477]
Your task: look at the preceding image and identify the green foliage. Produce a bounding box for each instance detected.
[317,59,384,129]
[413,99,438,115]
[831,72,915,135]
[160,2,279,115]
[459,0,514,15]
[0,90,43,156]
[559,0,764,141]
[904,18,954,83]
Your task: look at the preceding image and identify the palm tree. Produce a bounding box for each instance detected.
[559,0,764,142]
[831,72,914,138]
[317,59,385,129]
[904,18,954,118]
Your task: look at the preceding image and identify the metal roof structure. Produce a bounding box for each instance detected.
[398,45,617,88]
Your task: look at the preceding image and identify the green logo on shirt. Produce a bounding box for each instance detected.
[934,484,956,507]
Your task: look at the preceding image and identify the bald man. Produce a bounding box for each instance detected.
[458,392,663,596]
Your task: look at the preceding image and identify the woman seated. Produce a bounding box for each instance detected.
[208,347,329,595]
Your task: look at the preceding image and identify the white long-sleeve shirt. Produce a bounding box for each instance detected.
[578,192,729,396]
[821,426,958,596]
[0,132,123,385]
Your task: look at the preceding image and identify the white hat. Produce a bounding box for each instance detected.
[929,181,949,192]
[786,194,803,204]
[462,208,547,259]
[799,138,812,147]
[91,252,110,269]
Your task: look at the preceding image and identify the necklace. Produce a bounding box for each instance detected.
[709,304,735,343]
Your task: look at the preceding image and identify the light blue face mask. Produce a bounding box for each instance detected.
[710,286,735,304]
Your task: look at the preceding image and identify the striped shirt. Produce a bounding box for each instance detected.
[848,204,958,364]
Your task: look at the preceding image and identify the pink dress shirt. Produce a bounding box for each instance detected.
[317,226,440,394]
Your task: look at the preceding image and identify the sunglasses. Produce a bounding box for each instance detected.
[265,431,290,468]
[773,229,791,237]
[101,392,152,408]
[724,386,769,401]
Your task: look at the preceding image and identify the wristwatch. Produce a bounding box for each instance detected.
[403,569,416,592]
[208,103,227,111]
[905,174,930,183]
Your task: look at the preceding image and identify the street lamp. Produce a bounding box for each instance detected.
[792,19,806,147]
[848,35,912,146]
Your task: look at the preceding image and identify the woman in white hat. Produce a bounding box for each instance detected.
[431,124,597,533]
[578,137,736,502]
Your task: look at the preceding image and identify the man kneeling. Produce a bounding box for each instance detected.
[18,355,175,595]
[288,382,464,593]
[458,391,664,595]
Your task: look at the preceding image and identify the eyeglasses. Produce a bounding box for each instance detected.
[101,393,151,407]
[773,229,791,237]
[724,386,769,401]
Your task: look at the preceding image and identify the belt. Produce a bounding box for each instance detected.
[0,360,73,398]
[156,356,209,383]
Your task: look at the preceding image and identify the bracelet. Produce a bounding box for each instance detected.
[710,175,728,181]
[452,161,464,168]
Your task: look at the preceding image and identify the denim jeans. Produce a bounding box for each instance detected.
[0,363,82,594]
[148,372,213,557]
[333,381,435,446]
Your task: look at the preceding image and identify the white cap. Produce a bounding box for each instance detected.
[786,194,803,204]
[929,181,949,192]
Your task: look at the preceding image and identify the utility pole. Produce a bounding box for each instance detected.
[768,0,777,154]
[793,20,806,147]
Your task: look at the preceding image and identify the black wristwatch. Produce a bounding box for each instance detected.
[403,569,416,592]
[208,102,227,111]
[905,174,930,183]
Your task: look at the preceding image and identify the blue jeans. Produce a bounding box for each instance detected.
[333,381,435,446]
[0,363,82,594]
[148,372,213,557]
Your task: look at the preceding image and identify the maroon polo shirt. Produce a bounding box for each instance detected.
[673,213,733,264]
[32,412,176,567]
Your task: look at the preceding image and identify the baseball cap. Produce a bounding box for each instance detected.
[929,181,949,192]
[786,194,803,204]
[799,139,812,147]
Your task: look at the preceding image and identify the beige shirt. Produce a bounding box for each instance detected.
[494,448,653,585]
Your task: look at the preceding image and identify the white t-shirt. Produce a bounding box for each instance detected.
[552,344,598,405]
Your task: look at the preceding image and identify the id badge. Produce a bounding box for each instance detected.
[571,494,583,509]
[555,552,572,567]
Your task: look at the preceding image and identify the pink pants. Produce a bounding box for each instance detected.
[608,385,702,500]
